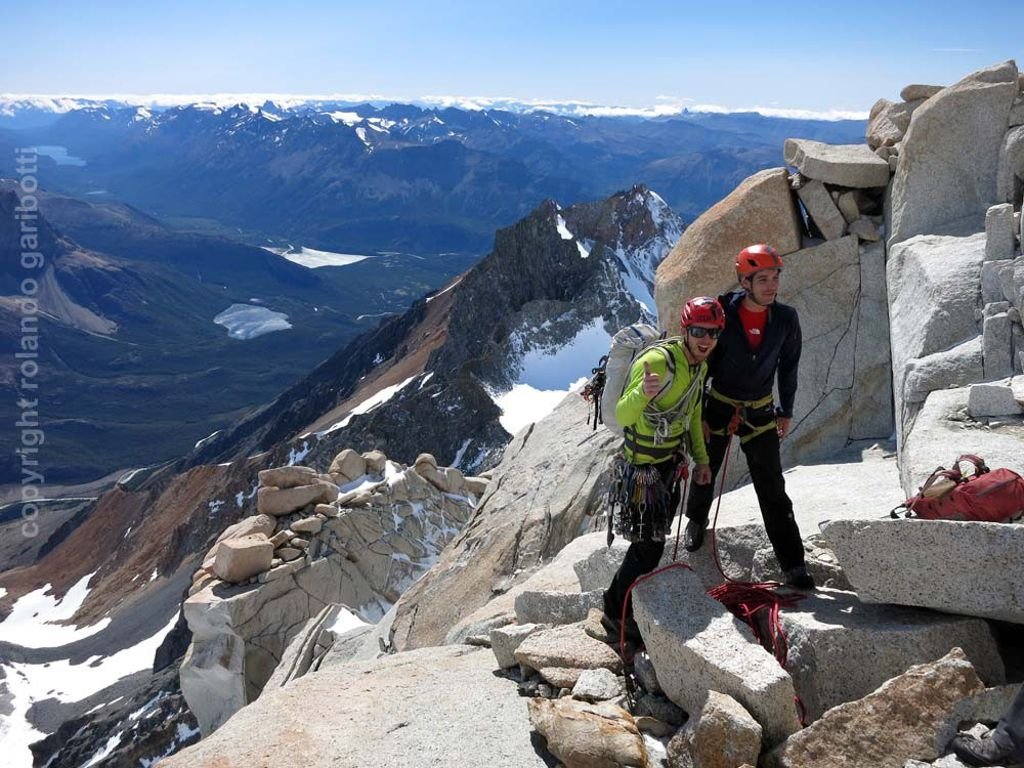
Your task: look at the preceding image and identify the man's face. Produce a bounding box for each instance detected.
[744,268,781,305]
[684,323,720,362]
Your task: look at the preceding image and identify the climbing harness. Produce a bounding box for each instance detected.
[706,389,776,444]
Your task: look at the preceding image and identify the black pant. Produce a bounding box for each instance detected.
[993,685,1024,755]
[685,396,806,572]
[604,460,680,624]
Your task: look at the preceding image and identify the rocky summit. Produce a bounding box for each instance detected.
[3,59,1024,768]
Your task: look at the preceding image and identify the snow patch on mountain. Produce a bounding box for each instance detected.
[265,245,371,268]
[213,304,292,339]
[0,612,178,768]
[0,572,109,648]
[320,374,420,435]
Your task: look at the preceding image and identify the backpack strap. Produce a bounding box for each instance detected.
[956,454,989,477]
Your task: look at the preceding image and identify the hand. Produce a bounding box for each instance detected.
[694,463,712,485]
[642,361,661,398]
[777,416,792,440]
[701,420,710,443]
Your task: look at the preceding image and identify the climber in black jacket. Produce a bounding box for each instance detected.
[681,244,814,589]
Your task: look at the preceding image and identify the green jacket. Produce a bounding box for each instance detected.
[615,342,709,466]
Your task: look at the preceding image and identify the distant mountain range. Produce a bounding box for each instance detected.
[0,97,865,254]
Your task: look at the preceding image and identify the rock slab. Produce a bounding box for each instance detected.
[823,518,1024,623]
[632,565,801,747]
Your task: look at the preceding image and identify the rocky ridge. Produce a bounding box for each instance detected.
[162,59,1024,768]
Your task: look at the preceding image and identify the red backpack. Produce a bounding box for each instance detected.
[892,454,1024,523]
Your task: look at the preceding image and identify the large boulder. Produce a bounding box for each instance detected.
[778,588,1004,721]
[889,61,1019,245]
[764,648,984,768]
[655,168,802,325]
[887,233,986,444]
[632,565,802,747]
[256,481,338,516]
[784,139,891,188]
[388,395,618,651]
[823,517,1024,623]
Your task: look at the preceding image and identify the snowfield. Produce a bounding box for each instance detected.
[213,303,292,339]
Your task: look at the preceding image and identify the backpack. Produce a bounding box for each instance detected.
[891,454,1024,523]
[580,323,679,436]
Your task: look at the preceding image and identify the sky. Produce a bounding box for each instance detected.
[4,0,1022,117]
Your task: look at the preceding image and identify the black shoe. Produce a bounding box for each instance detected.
[584,609,620,643]
[784,565,815,590]
[584,609,643,646]
[952,734,1024,767]
[683,519,706,552]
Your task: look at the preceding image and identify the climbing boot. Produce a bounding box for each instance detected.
[584,609,643,646]
[783,564,815,590]
[584,608,621,644]
[951,733,1024,767]
[682,519,706,552]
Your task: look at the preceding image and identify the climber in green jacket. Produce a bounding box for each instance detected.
[586,296,724,645]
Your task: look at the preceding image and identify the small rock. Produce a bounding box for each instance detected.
[289,537,310,550]
[277,547,303,562]
[571,668,624,703]
[314,503,339,518]
[269,529,293,548]
[291,517,323,535]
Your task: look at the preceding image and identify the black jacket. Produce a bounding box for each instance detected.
[706,291,801,418]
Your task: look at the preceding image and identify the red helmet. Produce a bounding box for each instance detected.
[680,296,725,329]
[736,244,784,278]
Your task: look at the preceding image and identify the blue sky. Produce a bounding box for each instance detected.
[5,0,1022,115]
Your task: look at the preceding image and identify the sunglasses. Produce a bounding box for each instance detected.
[687,326,722,339]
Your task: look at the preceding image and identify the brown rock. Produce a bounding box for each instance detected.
[764,648,984,768]
[269,529,293,548]
[276,547,303,562]
[361,450,387,473]
[257,482,338,516]
[290,516,323,535]
[655,168,801,326]
[202,514,276,569]
[667,690,762,768]
[528,697,647,768]
[213,535,274,583]
[328,449,367,482]
[414,452,438,469]
[257,465,317,489]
